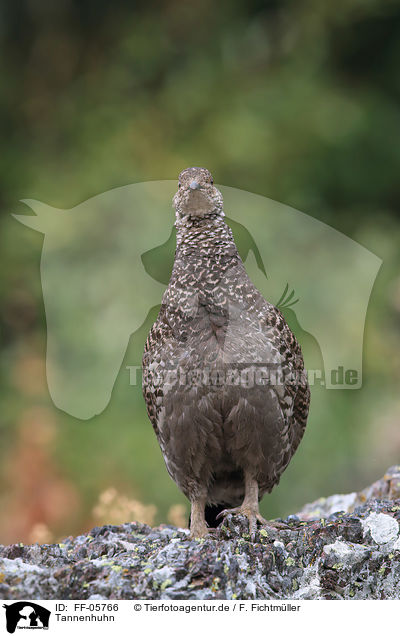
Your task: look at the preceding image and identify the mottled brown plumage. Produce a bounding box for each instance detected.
[142,167,310,538]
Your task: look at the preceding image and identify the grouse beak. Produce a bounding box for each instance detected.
[189,180,201,190]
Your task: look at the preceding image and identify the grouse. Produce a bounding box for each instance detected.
[142,167,310,539]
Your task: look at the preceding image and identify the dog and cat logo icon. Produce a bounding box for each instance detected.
[2,602,50,633]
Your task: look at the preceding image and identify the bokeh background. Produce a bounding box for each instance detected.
[1,0,400,544]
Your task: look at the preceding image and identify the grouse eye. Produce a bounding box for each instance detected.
[210,179,213,185]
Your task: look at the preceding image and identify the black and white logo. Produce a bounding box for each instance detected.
[3,602,50,633]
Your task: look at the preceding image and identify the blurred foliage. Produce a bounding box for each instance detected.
[1,0,400,542]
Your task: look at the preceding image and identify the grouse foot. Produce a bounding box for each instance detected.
[216,506,286,539]
[189,521,209,539]
[216,472,288,539]
[189,495,216,539]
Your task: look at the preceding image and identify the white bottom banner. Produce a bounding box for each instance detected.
[0,599,396,635]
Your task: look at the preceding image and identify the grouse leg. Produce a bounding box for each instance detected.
[217,472,287,539]
[190,495,209,539]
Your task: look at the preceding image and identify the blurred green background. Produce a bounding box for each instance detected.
[1,0,400,544]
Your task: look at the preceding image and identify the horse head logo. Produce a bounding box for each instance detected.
[14,182,381,419]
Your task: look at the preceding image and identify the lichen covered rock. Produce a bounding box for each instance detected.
[1,471,400,600]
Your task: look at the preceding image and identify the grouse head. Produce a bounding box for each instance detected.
[173,167,224,219]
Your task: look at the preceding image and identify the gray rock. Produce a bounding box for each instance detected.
[361,512,399,545]
[297,465,400,520]
[1,470,400,600]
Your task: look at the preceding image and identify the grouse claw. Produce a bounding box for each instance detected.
[217,506,288,539]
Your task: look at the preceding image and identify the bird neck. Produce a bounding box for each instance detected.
[174,212,238,259]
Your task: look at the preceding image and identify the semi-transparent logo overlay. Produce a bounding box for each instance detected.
[14,182,381,419]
